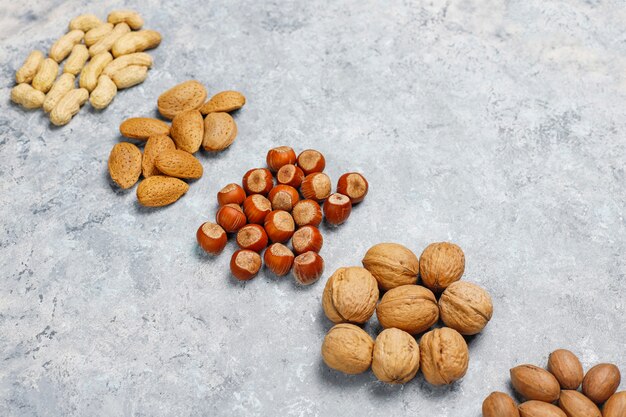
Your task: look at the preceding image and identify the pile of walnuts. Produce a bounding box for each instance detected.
[321,242,493,385]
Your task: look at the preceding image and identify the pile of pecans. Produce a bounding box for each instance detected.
[196,146,369,285]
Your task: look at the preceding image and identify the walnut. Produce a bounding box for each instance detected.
[322,267,379,324]
[419,327,469,385]
[376,284,439,334]
[361,243,419,290]
[419,242,465,293]
[439,281,493,335]
[372,328,420,384]
[321,323,374,375]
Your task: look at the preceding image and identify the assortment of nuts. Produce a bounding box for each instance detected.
[107,80,246,206]
[196,146,369,284]
[11,10,161,125]
[483,349,624,417]
[321,242,493,385]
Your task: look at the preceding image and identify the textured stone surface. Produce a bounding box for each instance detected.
[1,1,625,416]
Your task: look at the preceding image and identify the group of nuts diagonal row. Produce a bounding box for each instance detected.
[321,242,494,385]
[11,10,161,125]
[108,80,245,207]
[483,349,624,417]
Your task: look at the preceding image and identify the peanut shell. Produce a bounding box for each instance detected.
[43,73,75,113]
[63,44,89,75]
[16,50,44,84]
[11,84,45,109]
[111,30,161,57]
[111,65,148,89]
[32,58,59,93]
[84,23,114,47]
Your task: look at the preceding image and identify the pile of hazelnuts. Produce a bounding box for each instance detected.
[196,146,369,284]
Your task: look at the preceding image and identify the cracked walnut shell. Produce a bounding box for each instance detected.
[322,267,379,324]
[321,323,374,375]
[419,242,465,293]
[419,327,469,385]
[361,243,419,291]
[372,328,420,384]
[439,281,493,335]
[376,284,439,335]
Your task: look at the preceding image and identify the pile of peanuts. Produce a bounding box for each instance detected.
[196,147,369,284]
[11,10,161,125]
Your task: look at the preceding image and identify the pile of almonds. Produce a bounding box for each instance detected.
[107,80,245,206]
[196,146,369,285]
[321,242,494,385]
[11,10,161,125]
[483,349,624,417]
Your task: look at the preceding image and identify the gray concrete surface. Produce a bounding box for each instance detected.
[1,0,625,416]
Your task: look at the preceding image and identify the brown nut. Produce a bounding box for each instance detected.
[243,194,272,225]
[292,251,324,285]
[438,281,493,335]
[236,224,269,252]
[336,172,369,204]
[242,168,274,196]
[322,267,379,324]
[518,401,567,417]
[196,222,227,255]
[264,243,295,276]
[482,392,520,417]
[217,183,246,206]
[603,391,626,417]
[157,80,207,120]
[558,390,601,417]
[372,328,420,384]
[297,149,325,175]
[216,204,247,233]
[376,284,438,335]
[268,185,300,212]
[300,173,331,202]
[419,242,465,293]
[277,164,305,188]
[266,146,297,172]
[419,327,469,385]
[323,193,352,226]
[230,250,262,281]
[292,199,322,227]
[582,363,621,404]
[321,323,373,375]
[264,210,295,243]
[361,242,419,291]
[510,364,561,402]
[547,349,584,390]
[291,225,323,254]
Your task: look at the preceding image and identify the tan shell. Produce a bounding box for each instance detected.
[111,30,161,57]
[16,50,44,84]
[518,401,567,417]
[43,73,75,113]
[582,363,621,404]
[361,242,419,290]
[419,242,465,293]
[142,135,176,177]
[202,112,238,151]
[108,142,142,189]
[376,284,438,335]
[89,75,117,109]
[49,29,84,63]
[171,110,204,153]
[548,349,584,390]
[103,52,153,77]
[603,392,626,417]
[438,281,493,335]
[80,52,113,92]
[510,365,561,402]
[119,117,170,140]
[157,80,207,119]
[321,323,373,375]
[111,65,148,89]
[136,176,189,207]
[154,150,203,180]
[482,392,520,417]
[558,390,601,417]
[322,267,379,324]
[49,88,88,126]
[199,90,246,114]
[84,23,114,47]
[419,327,468,385]
[32,58,59,93]
[69,14,102,32]
[89,23,130,57]
[11,83,45,109]
[107,10,144,30]
[372,328,420,384]
[63,44,89,75]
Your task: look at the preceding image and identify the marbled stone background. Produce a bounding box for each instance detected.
[1,0,625,416]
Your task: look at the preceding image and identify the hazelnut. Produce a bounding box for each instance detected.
[266,146,296,172]
[336,172,368,204]
[292,251,324,285]
[300,172,331,202]
[438,281,493,335]
[276,164,305,188]
[603,392,626,417]
[582,363,621,404]
[242,168,273,195]
[263,243,295,276]
[419,242,465,293]
[482,392,520,417]
[419,327,469,385]
[268,185,300,211]
[217,183,246,206]
[510,364,561,402]
[372,328,420,384]
[215,203,247,233]
[243,194,272,225]
[547,349,584,390]
[292,225,323,254]
[322,267,379,324]
[558,390,602,417]
[264,210,295,243]
[196,222,227,255]
[321,323,373,375]
[376,284,438,335]
[518,401,566,417]
[292,199,322,227]
[323,193,352,226]
[296,149,325,175]
[236,224,269,252]
[230,249,262,281]
[361,243,419,290]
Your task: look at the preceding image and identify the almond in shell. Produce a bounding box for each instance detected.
[199,90,246,114]
[154,149,203,179]
[120,117,170,140]
[108,142,142,189]
[202,112,238,151]
[482,392,520,417]
[603,391,626,417]
[171,110,204,153]
[518,401,566,417]
[547,349,584,390]
[558,390,601,417]
[157,80,207,119]
[142,135,176,177]
[510,364,561,402]
[136,176,189,207]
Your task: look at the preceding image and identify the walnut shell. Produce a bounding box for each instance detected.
[438,281,493,335]
[321,323,374,375]
[376,284,438,334]
[361,243,419,291]
[372,328,420,384]
[419,242,465,293]
[322,267,379,324]
[419,327,469,385]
